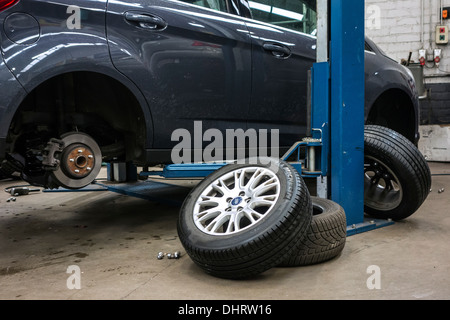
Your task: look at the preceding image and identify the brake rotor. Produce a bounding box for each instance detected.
[51,132,102,189]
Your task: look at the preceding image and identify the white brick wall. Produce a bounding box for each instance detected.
[365,0,450,84]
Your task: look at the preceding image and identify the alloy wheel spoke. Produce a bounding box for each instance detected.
[205,212,230,233]
[364,156,403,211]
[195,207,222,222]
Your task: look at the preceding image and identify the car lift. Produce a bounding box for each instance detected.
[103,0,394,236]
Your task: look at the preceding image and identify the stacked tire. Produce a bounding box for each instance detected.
[278,197,347,267]
[177,126,431,279]
[177,158,347,279]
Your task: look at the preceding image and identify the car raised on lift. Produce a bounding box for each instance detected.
[0,0,426,220]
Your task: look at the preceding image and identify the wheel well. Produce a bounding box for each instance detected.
[366,89,416,143]
[8,71,147,163]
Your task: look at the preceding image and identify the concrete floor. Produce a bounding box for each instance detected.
[0,162,449,300]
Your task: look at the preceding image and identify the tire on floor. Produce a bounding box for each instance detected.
[177,158,313,279]
[364,125,432,221]
[279,197,347,267]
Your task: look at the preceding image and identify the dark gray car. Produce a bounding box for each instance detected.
[0,0,420,189]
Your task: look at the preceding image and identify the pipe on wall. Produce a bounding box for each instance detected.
[421,0,424,45]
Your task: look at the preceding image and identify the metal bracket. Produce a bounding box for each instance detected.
[281,128,325,177]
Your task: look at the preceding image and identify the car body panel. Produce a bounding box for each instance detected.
[0,56,27,157]
[1,0,109,90]
[0,0,154,150]
[107,0,253,149]
[244,18,317,147]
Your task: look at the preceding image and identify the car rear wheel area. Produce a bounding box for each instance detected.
[2,72,147,189]
[366,88,418,145]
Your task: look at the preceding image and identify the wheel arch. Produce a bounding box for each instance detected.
[366,87,418,145]
[7,69,154,163]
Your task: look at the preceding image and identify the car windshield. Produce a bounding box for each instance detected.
[247,0,317,35]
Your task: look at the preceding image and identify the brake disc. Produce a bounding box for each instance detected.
[51,132,102,189]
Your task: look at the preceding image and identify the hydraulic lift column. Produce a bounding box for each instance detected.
[330,0,365,227]
[314,0,365,227]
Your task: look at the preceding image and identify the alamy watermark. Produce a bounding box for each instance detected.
[66,265,81,290]
[66,5,81,30]
[366,265,381,290]
[171,121,280,166]
[64,4,382,31]
[64,264,382,291]
[366,5,381,30]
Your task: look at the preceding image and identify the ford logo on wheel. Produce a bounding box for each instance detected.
[231,197,243,206]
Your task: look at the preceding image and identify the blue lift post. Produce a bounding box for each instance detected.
[327,0,393,234]
[330,0,365,227]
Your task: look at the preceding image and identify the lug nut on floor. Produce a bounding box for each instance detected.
[157,251,181,260]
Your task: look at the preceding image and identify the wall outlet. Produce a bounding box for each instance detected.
[436,26,449,45]
[419,49,427,65]
[434,48,442,66]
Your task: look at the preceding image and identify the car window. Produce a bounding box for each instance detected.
[178,0,229,13]
[247,0,317,35]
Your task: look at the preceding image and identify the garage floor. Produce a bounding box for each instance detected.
[0,162,449,300]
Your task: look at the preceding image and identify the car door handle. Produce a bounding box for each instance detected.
[263,43,291,59]
[124,12,167,30]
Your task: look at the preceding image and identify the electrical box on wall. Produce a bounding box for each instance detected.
[436,26,449,45]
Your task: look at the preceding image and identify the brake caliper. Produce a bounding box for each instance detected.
[42,138,65,171]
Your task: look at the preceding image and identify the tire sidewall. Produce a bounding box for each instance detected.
[311,197,346,227]
[278,197,347,267]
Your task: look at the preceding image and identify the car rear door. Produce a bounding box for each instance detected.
[241,0,317,148]
[106,0,252,149]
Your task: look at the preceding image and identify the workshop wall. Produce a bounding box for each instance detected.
[365,0,450,81]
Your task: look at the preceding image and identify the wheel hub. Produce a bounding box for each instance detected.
[62,145,95,179]
[230,197,243,206]
[364,156,403,211]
